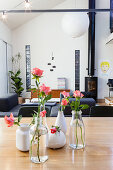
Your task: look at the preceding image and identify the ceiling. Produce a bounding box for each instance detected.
[0,0,66,30]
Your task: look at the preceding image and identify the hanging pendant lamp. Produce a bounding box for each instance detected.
[61,12,89,38]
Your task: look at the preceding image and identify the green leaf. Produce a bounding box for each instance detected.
[9,71,14,75]
[14,122,20,126]
[18,115,22,123]
[30,88,36,91]
[18,87,24,92]
[31,113,37,125]
[45,94,52,101]
[15,70,21,77]
[80,104,89,110]
[13,78,20,83]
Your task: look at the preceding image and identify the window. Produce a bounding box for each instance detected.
[25,45,31,91]
[75,50,80,90]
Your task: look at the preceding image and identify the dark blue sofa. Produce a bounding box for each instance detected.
[50,91,96,117]
[0,93,18,112]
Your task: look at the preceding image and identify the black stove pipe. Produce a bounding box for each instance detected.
[88,0,95,76]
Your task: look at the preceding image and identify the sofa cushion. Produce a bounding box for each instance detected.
[0,112,18,117]
[0,93,18,112]
[21,102,57,107]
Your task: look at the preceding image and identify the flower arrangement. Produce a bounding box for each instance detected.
[4,113,22,127]
[30,67,51,163]
[70,90,89,112]
[31,67,51,116]
[4,113,36,128]
[69,90,89,149]
[60,91,70,111]
[50,126,61,134]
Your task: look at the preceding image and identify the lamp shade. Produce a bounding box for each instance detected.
[61,12,89,38]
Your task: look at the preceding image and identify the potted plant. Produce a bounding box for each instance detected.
[9,69,24,104]
[9,52,24,104]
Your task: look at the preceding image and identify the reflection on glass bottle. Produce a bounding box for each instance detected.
[69,110,85,149]
[29,117,48,163]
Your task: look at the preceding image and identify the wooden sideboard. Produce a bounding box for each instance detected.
[31,89,70,99]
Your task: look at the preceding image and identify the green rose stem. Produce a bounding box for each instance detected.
[35,77,40,118]
[37,131,40,162]
[31,77,41,161]
[36,78,41,161]
[75,112,78,148]
[70,91,89,149]
[30,132,35,158]
[36,117,41,162]
[75,111,84,148]
[80,126,84,147]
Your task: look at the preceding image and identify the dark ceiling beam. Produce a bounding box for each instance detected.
[0,9,113,13]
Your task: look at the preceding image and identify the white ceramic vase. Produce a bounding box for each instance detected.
[16,123,30,151]
[48,130,66,149]
[55,111,67,134]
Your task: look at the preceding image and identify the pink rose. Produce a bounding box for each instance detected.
[51,127,57,134]
[61,98,68,106]
[40,110,47,117]
[40,84,51,95]
[61,91,70,98]
[73,90,84,98]
[31,67,43,77]
[4,113,14,127]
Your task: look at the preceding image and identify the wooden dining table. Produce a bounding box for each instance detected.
[0,117,113,170]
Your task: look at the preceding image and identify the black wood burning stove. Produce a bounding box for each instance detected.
[85,0,98,101]
[85,77,97,100]
[107,79,113,97]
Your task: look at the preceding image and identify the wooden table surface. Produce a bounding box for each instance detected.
[1,117,113,170]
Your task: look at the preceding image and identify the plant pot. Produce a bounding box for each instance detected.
[18,97,23,104]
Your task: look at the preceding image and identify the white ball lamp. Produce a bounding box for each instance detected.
[61,12,89,38]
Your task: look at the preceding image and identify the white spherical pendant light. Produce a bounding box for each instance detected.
[61,12,89,38]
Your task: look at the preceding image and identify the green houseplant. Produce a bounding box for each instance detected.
[9,53,24,104]
[9,69,24,103]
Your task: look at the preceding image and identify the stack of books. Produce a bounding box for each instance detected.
[105,97,113,105]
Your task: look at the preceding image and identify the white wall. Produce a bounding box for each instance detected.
[12,0,88,97]
[12,0,113,99]
[95,0,113,99]
[0,21,12,44]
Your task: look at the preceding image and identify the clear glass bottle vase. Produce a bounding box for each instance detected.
[40,104,49,147]
[29,117,48,163]
[69,110,85,149]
